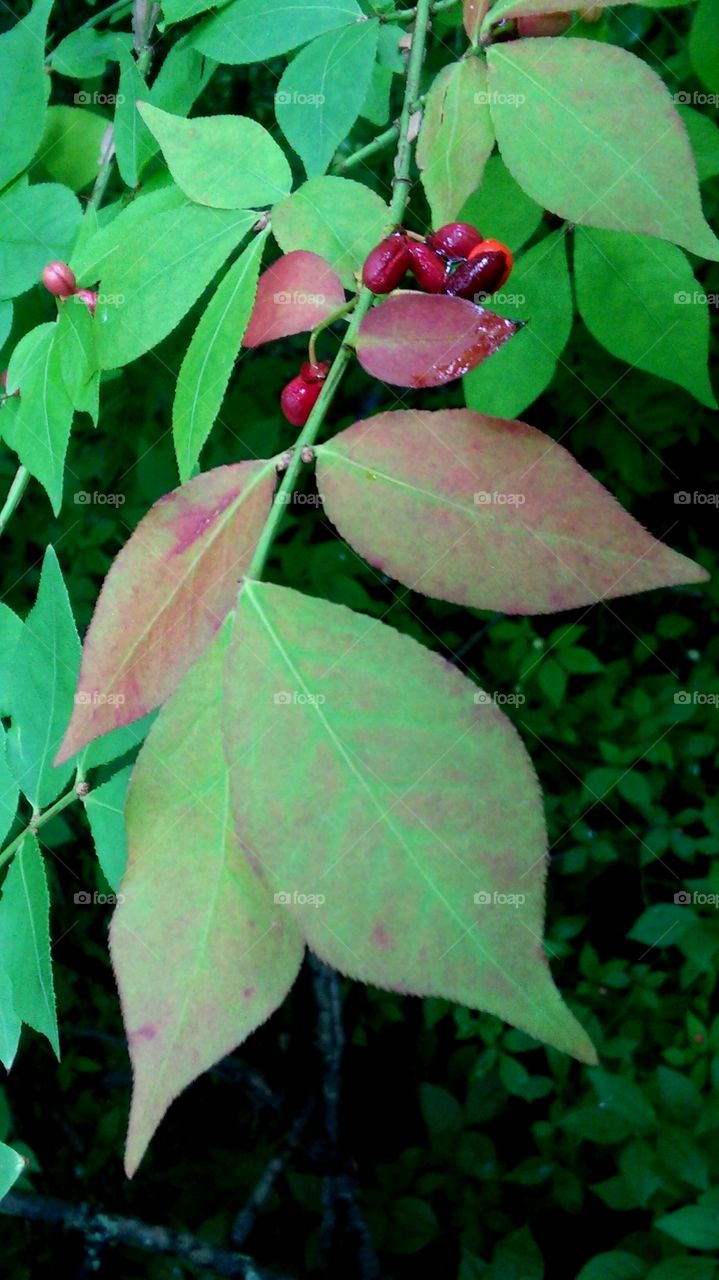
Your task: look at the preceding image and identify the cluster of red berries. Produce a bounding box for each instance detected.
[361,222,513,302]
[41,261,97,315]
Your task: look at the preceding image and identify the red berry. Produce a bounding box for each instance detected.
[299,360,330,384]
[427,222,484,260]
[468,238,513,286]
[42,261,77,298]
[517,12,571,36]
[280,375,322,427]
[406,242,448,293]
[362,234,410,294]
[75,288,98,316]
[445,242,513,301]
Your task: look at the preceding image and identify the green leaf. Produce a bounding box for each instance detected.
[646,1259,716,1280]
[459,154,543,254]
[5,547,80,809]
[56,462,277,763]
[276,21,379,177]
[574,228,716,408]
[224,580,597,1063]
[3,323,75,515]
[0,606,22,714]
[486,1226,543,1280]
[487,39,719,260]
[164,0,233,20]
[678,106,719,184]
[0,1142,25,1200]
[55,299,100,425]
[30,107,110,192]
[420,1083,463,1141]
[94,205,257,369]
[173,229,268,482]
[315,409,707,614]
[655,1206,719,1251]
[627,904,693,947]
[84,766,132,892]
[0,182,83,300]
[111,621,304,1175]
[588,1067,656,1131]
[138,103,292,207]
[0,0,52,192]
[271,175,388,288]
[690,0,719,94]
[150,39,217,118]
[0,833,59,1058]
[192,0,362,65]
[464,228,572,417]
[0,726,19,847]
[69,184,188,282]
[416,59,494,227]
[49,28,129,78]
[576,1253,647,1280]
[0,971,22,1072]
[114,47,156,188]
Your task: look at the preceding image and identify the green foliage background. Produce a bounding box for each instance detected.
[0,1,717,1277]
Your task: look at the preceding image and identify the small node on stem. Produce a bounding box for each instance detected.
[300,445,315,464]
[76,781,90,798]
[277,449,294,473]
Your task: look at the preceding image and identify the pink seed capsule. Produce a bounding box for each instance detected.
[75,289,98,316]
[42,261,77,298]
[406,242,448,293]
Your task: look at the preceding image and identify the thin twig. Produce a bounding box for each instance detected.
[0,1193,292,1280]
[231,1104,315,1246]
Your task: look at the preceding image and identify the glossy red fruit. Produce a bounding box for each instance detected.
[517,11,572,36]
[427,222,483,260]
[468,238,513,286]
[406,241,448,293]
[280,361,329,427]
[41,260,77,298]
[362,234,410,294]
[445,240,513,300]
[75,288,98,316]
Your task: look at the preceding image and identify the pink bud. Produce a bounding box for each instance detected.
[42,261,77,298]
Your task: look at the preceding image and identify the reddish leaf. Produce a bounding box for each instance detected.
[243,250,346,347]
[113,622,303,1176]
[315,409,709,613]
[55,461,276,762]
[464,0,490,43]
[355,293,520,388]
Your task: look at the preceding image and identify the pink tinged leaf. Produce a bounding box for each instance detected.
[464,0,490,43]
[223,580,597,1064]
[315,410,709,613]
[111,621,304,1176]
[55,461,277,764]
[242,250,346,347]
[355,294,520,388]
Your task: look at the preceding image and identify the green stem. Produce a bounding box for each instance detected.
[78,0,133,31]
[246,0,433,584]
[308,300,356,365]
[333,97,425,174]
[0,776,87,875]
[390,0,457,21]
[0,466,30,538]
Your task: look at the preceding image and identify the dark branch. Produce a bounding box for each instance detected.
[0,1192,293,1280]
